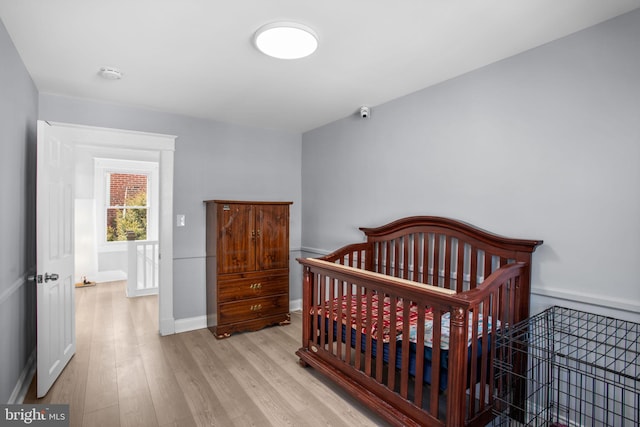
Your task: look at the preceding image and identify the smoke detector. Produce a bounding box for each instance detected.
[99,67,122,80]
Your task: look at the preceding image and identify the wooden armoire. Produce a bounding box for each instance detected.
[205,200,292,338]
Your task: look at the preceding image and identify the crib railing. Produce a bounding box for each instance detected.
[297,257,526,427]
[127,240,159,297]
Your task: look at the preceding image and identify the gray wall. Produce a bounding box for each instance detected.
[0,19,38,403]
[301,10,640,321]
[38,95,303,320]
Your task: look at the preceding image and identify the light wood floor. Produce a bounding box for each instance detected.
[24,281,388,427]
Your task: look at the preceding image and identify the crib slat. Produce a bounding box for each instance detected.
[489,292,499,408]
[376,294,385,382]
[385,241,392,276]
[478,296,491,412]
[365,291,373,376]
[430,311,442,416]
[444,236,453,290]
[508,278,516,324]
[387,297,398,392]
[328,277,335,354]
[413,234,420,283]
[403,235,408,280]
[345,283,353,365]
[394,239,401,278]
[414,302,425,407]
[500,256,508,268]
[336,280,344,361]
[422,233,429,285]
[470,247,479,290]
[484,253,493,280]
[354,285,363,370]
[456,240,465,293]
[513,275,521,323]
[433,234,441,287]
[468,308,480,419]
[319,273,326,348]
[400,301,411,399]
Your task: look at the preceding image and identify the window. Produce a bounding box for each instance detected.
[94,158,159,249]
[106,173,148,241]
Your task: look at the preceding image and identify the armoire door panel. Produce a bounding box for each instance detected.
[256,204,290,271]
[217,203,255,274]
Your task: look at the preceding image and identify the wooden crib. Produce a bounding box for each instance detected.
[296,216,542,427]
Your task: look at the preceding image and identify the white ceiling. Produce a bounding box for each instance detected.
[1,1,639,133]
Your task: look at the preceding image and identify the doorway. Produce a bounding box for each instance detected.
[48,121,176,335]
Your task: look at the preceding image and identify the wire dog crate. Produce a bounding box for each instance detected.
[492,306,639,426]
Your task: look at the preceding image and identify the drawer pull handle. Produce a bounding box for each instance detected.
[250,304,263,311]
[249,283,262,290]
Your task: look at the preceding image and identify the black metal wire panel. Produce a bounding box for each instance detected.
[492,306,639,426]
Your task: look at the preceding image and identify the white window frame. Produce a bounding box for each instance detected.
[95,158,159,253]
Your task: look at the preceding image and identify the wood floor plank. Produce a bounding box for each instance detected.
[83,285,119,414]
[112,297,141,364]
[181,329,269,425]
[160,333,235,426]
[116,354,158,427]
[211,333,315,426]
[157,413,198,427]
[83,404,121,427]
[138,338,193,425]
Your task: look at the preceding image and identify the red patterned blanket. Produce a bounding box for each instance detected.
[316,293,497,350]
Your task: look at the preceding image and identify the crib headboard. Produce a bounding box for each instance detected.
[320,216,543,320]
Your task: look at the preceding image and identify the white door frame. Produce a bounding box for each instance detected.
[48,121,176,335]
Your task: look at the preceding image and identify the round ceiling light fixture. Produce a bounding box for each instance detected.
[253,22,318,59]
[99,66,122,80]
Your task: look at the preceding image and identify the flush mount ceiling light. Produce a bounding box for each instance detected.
[253,22,318,59]
[98,66,122,80]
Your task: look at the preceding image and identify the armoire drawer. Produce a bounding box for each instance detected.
[218,294,289,325]
[218,271,288,303]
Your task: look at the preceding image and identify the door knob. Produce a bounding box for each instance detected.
[44,273,59,282]
[27,273,59,283]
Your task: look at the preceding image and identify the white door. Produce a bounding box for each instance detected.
[36,120,76,397]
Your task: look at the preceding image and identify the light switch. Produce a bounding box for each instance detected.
[176,214,186,227]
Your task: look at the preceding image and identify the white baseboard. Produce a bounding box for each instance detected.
[174,315,207,334]
[300,247,330,256]
[289,298,302,312]
[174,304,301,335]
[126,288,159,298]
[93,270,127,283]
[10,350,36,404]
[531,287,640,322]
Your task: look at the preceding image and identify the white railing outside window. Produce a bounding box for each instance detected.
[127,240,159,297]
